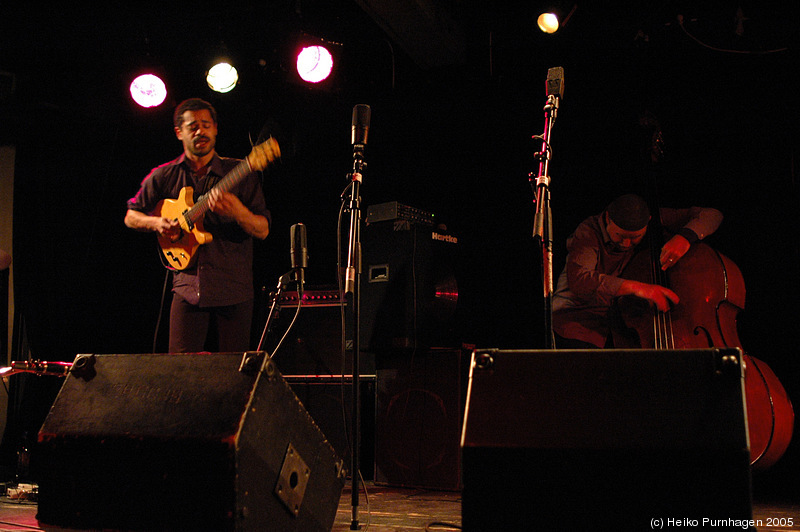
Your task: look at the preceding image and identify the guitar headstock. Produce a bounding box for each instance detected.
[246,137,281,171]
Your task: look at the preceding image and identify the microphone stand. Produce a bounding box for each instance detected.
[254,270,294,356]
[343,151,364,530]
[531,93,559,349]
[255,223,307,370]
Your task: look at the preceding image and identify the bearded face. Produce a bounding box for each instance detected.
[175,109,218,158]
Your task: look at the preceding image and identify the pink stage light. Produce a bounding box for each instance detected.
[129,73,167,108]
[295,45,333,83]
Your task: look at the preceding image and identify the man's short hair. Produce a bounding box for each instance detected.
[606,194,651,231]
[173,98,218,128]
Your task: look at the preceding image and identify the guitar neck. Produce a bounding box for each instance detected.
[186,159,252,222]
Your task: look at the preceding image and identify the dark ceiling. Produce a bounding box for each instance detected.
[3,2,797,111]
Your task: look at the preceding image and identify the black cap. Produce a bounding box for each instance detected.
[606,194,650,231]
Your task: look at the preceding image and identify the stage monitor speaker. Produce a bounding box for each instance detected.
[360,221,459,351]
[35,352,346,532]
[461,348,753,530]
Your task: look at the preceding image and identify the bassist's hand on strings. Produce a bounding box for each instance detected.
[617,279,679,313]
[659,234,691,270]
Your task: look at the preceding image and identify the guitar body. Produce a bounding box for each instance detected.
[156,187,212,270]
[152,137,280,271]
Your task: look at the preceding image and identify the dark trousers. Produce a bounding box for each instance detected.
[169,294,254,353]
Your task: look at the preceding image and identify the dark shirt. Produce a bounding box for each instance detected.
[552,206,722,348]
[127,153,271,307]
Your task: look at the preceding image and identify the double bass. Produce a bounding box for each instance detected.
[615,114,794,471]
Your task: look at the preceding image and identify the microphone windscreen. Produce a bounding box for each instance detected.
[546,66,564,98]
[351,104,371,146]
[290,223,308,269]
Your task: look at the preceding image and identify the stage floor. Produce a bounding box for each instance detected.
[0,482,798,531]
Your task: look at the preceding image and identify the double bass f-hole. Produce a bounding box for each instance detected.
[692,325,714,346]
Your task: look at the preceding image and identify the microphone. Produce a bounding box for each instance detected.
[546,66,564,99]
[290,223,307,293]
[351,104,371,149]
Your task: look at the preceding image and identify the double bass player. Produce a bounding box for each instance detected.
[552,193,722,349]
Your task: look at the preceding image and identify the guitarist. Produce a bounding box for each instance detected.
[125,98,271,353]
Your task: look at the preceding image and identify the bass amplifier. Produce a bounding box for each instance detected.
[360,221,459,351]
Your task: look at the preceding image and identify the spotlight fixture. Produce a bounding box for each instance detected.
[537,4,577,34]
[537,13,560,34]
[296,44,334,83]
[206,62,239,93]
[288,34,342,88]
[129,73,167,108]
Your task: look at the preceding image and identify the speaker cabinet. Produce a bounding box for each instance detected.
[461,348,753,530]
[360,221,459,351]
[375,348,464,490]
[35,352,346,532]
[286,376,376,480]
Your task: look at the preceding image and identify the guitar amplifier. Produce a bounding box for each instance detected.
[260,287,376,376]
[276,288,344,308]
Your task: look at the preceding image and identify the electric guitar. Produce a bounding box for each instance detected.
[155,137,280,270]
